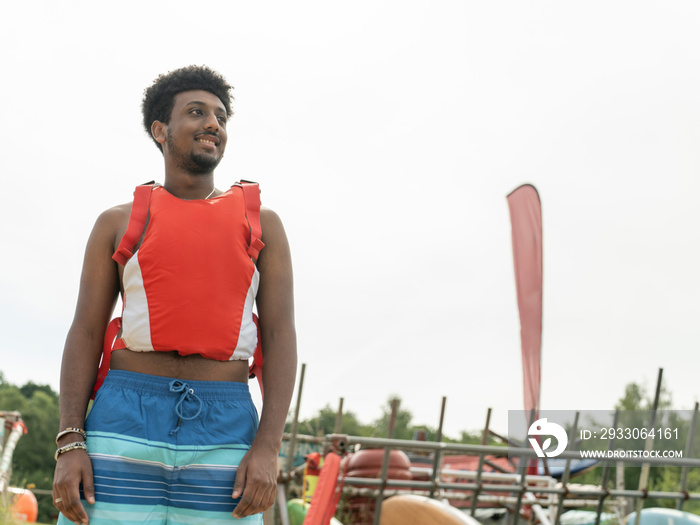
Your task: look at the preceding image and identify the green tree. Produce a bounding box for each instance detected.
[572,380,699,513]
[652,465,700,514]
[0,377,60,523]
[287,405,371,437]
[371,396,414,440]
[19,381,57,402]
[615,383,646,411]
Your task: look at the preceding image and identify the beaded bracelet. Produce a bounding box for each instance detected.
[55,441,87,461]
[55,428,87,444]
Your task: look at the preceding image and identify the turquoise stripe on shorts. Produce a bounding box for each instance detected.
[58,370,262,524]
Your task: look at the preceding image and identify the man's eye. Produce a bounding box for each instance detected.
[217,116,226,123]
[190,108,203,115]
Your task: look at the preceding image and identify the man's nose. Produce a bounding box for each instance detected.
[204,113,220,131]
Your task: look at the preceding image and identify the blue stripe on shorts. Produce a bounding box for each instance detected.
[58,370,262,524]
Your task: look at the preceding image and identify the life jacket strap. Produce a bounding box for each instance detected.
[112,182,155,265]
[91,317,121,400]
[238,181,265,396]
[238,180,265,259]
[249,313,264,397]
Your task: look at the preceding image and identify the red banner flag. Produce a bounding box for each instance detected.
[507,184,543,416]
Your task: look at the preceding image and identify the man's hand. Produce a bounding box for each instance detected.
[53,450,95,525]
[231,445,278,518]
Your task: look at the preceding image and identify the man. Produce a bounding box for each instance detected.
[52,66,297,524]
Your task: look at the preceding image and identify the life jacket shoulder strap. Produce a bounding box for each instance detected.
[237,180,265,259]
[237,180,265,397]
[113,182,155,265]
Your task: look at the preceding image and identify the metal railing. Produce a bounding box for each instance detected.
[279,368,700,525]
[281,431,700,525]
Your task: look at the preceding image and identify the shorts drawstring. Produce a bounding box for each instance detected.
[168,380,203,435]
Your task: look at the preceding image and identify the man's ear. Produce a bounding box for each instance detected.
[151,121,167,145]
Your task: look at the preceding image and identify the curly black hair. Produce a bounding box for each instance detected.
[141,65,234,151]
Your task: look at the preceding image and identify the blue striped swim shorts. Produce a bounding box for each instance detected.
[58,369,262,524]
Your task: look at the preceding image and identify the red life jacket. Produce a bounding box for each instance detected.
[92,181,265,399]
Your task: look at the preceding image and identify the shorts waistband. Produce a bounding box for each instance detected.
[102,369,252,401]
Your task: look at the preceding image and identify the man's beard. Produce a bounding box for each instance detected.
[167,129,223,174]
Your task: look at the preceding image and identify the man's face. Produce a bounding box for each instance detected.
[163,90,228,174]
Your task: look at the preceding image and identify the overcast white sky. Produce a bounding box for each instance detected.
[1,1,699,438]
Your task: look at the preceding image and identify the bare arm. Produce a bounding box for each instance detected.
[232,207,297,518]
[53,207,123,524]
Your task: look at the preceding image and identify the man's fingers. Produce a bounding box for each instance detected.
[231,462,247,500]
[60,482,89,525]
[83,479,96,505]
[231,449,278,517]
[233,484,260,518]
[53,453,93,524]
[231,470,252,517]
[53,493,87,525]
[82,459,96,505]
[67,493,89,524]
[232,474,276,517]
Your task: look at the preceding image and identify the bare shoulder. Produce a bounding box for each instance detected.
[258,206,292,267]
[256,207,294,316]
[98,201,132,225]
[260,206,284,236]
[89,201,133,251]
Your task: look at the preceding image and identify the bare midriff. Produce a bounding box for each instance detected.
[110,349,250,383]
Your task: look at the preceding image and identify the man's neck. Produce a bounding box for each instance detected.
[162,170,216,200]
